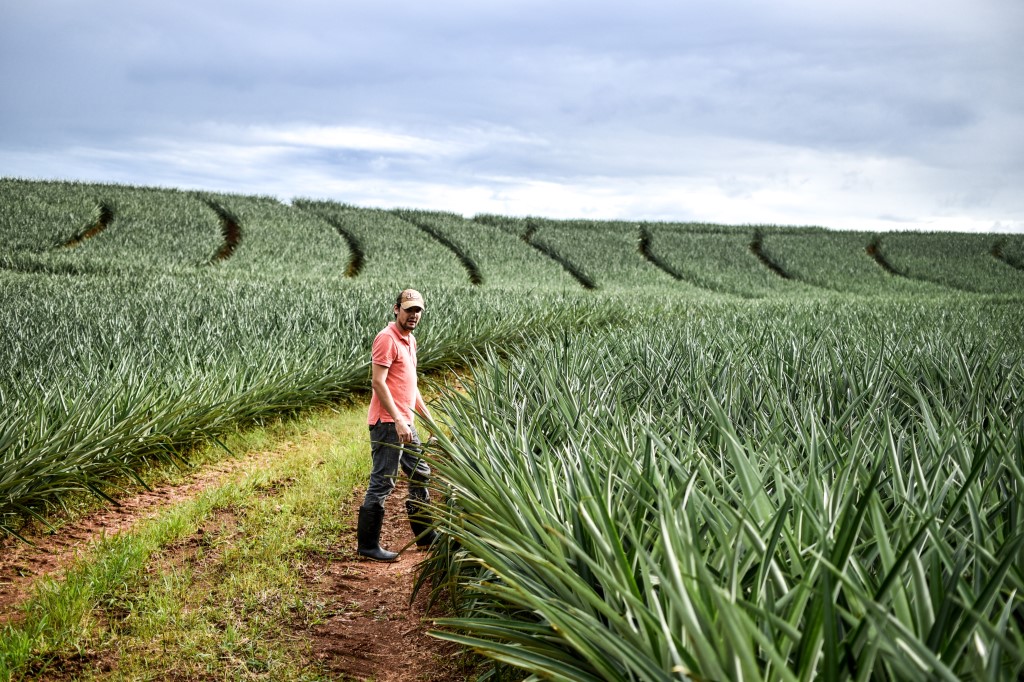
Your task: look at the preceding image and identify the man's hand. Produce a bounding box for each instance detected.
[395,421,414,444]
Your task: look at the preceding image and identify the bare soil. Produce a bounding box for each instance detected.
[299,486,467,681]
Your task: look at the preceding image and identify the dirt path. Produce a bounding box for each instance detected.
[0,453,268,625]
[0,449,467,681]
[301,487,464,681]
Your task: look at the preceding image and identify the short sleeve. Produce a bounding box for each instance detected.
[371,332,397,368]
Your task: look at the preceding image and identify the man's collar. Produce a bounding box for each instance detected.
[388,321,412,342]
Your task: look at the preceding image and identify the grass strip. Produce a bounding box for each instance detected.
[0,403,369,681]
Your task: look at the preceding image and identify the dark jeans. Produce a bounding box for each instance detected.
[361,420,431,510]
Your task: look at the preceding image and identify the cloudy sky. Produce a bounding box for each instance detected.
[2,0,1022,232]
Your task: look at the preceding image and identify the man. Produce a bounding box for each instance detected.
[357,288,438,561]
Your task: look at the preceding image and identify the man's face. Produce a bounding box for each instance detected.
[395,305,422,332]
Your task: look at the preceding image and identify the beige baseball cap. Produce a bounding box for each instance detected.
[399,289,425,310]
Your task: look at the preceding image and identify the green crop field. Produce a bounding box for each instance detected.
[642,224,812,298]
[1,177,1022,680]
[757,229,948,296]
[874,232,1024,294]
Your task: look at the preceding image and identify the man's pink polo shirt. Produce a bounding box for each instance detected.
[367,321,419,426]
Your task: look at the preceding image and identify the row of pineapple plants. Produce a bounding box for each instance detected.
[5,179,1023,294]
[0,271,590,537]
[421,298,1024,681]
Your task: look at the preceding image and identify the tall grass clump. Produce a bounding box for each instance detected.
[422,300,1024,681]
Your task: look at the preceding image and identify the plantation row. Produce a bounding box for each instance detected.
[3,178,1023,296]
[426,302,1024,680]
[0,272,593,536]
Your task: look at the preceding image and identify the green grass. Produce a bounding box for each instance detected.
[0,403,369,681]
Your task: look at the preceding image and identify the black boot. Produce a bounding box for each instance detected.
[357,506,398,562]
[406,499,438,549]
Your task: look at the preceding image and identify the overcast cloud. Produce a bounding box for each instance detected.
[2,0,1022,232]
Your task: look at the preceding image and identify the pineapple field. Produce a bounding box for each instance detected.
[1,177,1022,680]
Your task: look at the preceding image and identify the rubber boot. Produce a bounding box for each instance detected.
[357,506,398,562]
[406,499,438,549]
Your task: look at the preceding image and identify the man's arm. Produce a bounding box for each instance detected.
[371,363,415,443]
[414,389,432,426]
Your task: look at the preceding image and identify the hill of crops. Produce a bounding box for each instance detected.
[1,177,1022,680]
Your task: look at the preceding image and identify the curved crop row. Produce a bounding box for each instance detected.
[643,224,804,298]
[992,238,1024,272]
[293,200,465,287]
[205,194,353,279]
[522,220,598,290]
[392,209,483,285]
[0,182,223,273]
[391,210,573,290]
[318,214,365,277]
[62,202,114,249]
[867,237,905,277]
[754,232,943,296]
[0,178,106,253]
[637,224,687,282]
[876,232,1024,294]
[4,180,1022,295]
[471,214,600,290]
[750,229,792,280]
